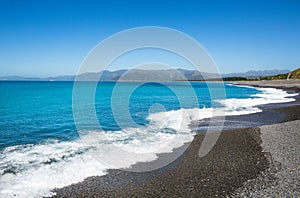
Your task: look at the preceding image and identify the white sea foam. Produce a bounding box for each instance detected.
[0,140,107,197]
[0,85,297,197]
[219,85,298,111]
[0,128,195,197]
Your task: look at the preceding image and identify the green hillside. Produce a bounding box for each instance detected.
[261,68,300,80]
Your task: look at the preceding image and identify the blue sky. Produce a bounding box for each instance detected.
[0,0,299,77]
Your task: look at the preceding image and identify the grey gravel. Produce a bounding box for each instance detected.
[230,120,300,197]
[233,79,300,88]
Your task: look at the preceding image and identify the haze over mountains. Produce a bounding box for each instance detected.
[223,69,290,78]
[0,69,292,81]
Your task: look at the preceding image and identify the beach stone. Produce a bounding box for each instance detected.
[230,120,300,197]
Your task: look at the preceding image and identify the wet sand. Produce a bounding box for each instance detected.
[52,81,300,197]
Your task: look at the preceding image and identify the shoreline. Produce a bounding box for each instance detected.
[52,81,300,197]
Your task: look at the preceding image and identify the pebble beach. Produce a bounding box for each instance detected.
[53,80,300,197]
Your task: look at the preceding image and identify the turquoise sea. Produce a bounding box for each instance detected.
[0,81,297,197]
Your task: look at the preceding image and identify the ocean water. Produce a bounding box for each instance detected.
[0,81,297,197]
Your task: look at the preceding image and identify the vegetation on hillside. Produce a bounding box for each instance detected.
[261,68,300,80]
[222,77,248,81]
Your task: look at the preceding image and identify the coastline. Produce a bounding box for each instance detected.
[233,79,300,88]
[52,80,300,197]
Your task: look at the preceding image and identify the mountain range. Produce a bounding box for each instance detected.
[261,68,300,80]
[0,69,219,81]
[0,69,292,81]
[222,69,290,78]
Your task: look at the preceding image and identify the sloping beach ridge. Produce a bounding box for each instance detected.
[52,80,300,197]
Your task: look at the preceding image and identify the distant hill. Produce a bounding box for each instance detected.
[223,69,290,78]
[287,68,300,79]
[1,68,297,82]
[0,75,74,81]
[261,68,300,80]
[75,69,221,81]
[0,69,219,82]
